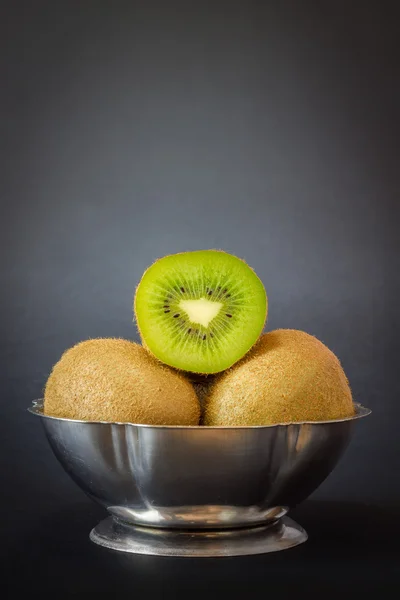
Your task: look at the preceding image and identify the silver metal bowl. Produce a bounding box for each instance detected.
[29,400,370,556]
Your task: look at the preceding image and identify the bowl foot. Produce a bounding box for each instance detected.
[90,516,307,557]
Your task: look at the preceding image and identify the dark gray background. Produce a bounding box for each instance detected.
[1,0,399,560]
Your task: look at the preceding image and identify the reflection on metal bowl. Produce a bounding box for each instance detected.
[29,400,370,556]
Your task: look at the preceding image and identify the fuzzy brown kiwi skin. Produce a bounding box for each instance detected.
[185,373,216,424]
[44,338,200,426]
[203,330,355,427]
[133,250,267,375]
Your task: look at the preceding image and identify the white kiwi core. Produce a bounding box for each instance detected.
[179,298,223,328]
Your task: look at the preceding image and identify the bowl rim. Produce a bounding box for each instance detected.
[28,400,371,429]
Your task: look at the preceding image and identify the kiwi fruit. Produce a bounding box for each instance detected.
[203,329,355,426]
[44,338,200,425]
[186,373,215,419]
[134,250,267,374]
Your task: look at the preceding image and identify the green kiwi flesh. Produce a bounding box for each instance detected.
[134,250,267,374]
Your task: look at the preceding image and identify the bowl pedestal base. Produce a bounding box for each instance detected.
[90,516,307,557]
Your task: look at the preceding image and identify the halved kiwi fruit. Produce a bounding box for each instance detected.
[134,250,267,374]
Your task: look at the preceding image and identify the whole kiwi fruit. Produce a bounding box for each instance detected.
[44,338,200,425]
[204,329,354,426]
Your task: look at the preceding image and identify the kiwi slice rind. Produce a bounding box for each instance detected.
[134,250,267,374]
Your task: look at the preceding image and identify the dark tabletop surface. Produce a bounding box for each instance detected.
[3,496,399,598]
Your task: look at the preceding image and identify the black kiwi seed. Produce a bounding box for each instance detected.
[188,328,192,334]
[164,310,170,313]
[163,305,169,308]
[226,313,232,318]
[203,334,207,340]
[180,287,185,293]
[208,290,213,296]
[173,313,180,318]
[226,294,231,298]
[223,289,227,294]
